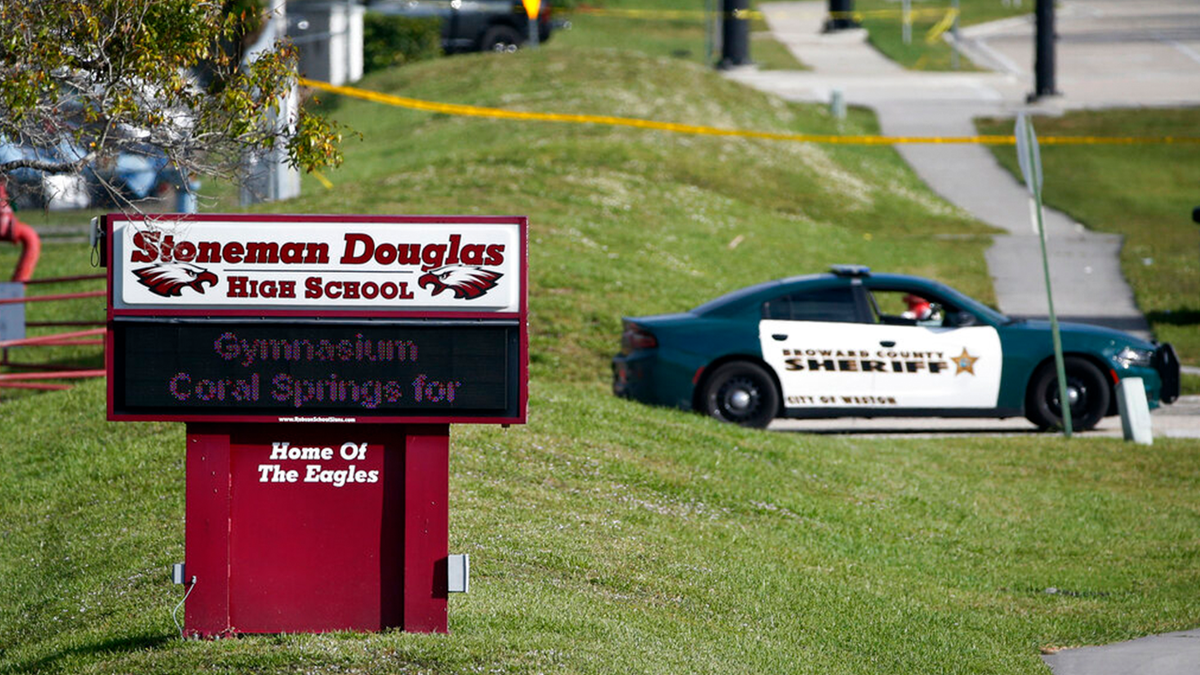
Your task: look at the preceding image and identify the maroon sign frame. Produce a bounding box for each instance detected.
[103,213,529,636]
[104,214,528,425]
[184,424,452,635]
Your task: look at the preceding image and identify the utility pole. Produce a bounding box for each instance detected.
[718,0,750,68]
[951,0,960,70]
[705,0,716,66]
[825,0,858,32]
[1032,0,1058,100]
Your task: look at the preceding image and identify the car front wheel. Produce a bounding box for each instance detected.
[700,362,780,429]
[480,26,521,53]
[1025,356,1111,431]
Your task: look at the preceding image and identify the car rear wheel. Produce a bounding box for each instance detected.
[700,362,779,429]
[481,25,521,53]
[1025,356,1110,431]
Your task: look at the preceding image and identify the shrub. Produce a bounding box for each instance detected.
[362,14,442,73]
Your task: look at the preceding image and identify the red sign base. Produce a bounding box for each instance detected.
[183,423,449,637]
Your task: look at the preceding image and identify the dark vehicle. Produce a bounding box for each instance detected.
[613,266,1181,430]
[367,0,553,53]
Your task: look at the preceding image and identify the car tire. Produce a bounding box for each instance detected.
[480,25,522,53]
[700,362,780,429]
[1025,356,1111,431]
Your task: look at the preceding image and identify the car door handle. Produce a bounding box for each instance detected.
[772,334,788,341]
[880,341,896,348]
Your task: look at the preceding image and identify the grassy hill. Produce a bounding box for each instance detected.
[302,48,997,383]
[3,46,1199,675]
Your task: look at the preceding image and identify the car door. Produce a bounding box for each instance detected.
[758,284,888,410]
[862,286,1003,410]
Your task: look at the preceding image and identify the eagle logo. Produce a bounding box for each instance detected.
[417,264,503,300]
[132,262,219,298]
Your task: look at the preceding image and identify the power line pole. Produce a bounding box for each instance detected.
[718,0,750,68]
[1031,0,1058,100]
[825,0,858,32]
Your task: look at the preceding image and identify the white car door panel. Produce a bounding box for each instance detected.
[760,320,887,408]
[866,324,1003,409]
[760,320,1003,410]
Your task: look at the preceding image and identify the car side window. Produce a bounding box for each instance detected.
[762,287,859,323]
[867,289,965,327]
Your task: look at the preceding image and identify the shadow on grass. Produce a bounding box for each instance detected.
[0,351,105,405]
[2,632,174,674]
[771,427,1046,436]
[1146,308,1200,327]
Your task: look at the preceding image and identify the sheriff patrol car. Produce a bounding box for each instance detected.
[612,266,1180,430]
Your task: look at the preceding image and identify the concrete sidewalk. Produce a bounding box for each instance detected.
[1041,629,1200,675]
[725,0,1200,342]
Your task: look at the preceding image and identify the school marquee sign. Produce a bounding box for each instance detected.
[104,214,528,424]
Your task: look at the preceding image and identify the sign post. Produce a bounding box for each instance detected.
[902,0,912,45]
[104,214,527,635]
[521,0,541,49]
[1015,115,1072,437]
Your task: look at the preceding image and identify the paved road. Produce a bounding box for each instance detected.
[958,0,1200,107]
[769,395,1200,438]
[1041,629,1200,675]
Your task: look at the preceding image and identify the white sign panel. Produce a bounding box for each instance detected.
[110,216,523,313]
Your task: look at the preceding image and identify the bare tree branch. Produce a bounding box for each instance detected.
[0,154,97,175]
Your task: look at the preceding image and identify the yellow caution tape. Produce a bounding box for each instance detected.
[311,169,334,189]
[828,7,958,21]
[571,7,763,20]
[925,8,959,44]
[567,7,951,22]
[299,78,1200,147]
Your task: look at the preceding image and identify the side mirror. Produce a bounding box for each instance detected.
[952,311,978,327]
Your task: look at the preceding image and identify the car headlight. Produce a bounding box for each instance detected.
[1114,346,1153,368]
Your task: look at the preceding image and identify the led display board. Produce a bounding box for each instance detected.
[106,214,523,314]
[111,321,520,422]
[105,214,528,424]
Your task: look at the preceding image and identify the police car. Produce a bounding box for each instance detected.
[612,266,1180,430]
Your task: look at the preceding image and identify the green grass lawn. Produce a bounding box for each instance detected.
[856,0,1029,71]
[297,48,998,384]
[976,109,1200,377]
[4,373,1200,674]
[554,0,806,70]
[3,44,1199,674]
[2,19,1200,672]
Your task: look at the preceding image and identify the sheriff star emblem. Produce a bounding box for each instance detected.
[954,348,979,375]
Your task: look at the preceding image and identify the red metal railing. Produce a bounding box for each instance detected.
[0,281,107,391]
[1,183,106,394]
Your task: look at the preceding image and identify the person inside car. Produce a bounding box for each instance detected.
[902,294,933,321]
